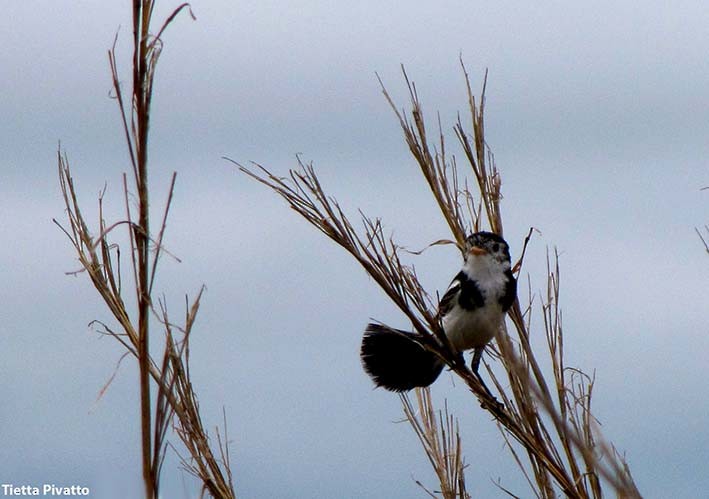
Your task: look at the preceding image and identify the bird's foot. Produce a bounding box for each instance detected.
[475,371,504,413]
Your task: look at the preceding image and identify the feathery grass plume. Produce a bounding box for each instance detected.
[239,61,641,497]
[55,2,235,498]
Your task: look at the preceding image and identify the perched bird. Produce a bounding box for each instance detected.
[360,231,517,392]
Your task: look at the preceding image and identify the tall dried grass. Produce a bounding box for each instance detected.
[239,61,641,498]
[55,2,235,498]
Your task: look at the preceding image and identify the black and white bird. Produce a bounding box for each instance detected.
[360,231,517,392]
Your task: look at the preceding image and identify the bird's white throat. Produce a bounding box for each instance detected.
[463,253,510,286]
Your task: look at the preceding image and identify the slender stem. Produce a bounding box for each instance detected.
[133,1,154,496]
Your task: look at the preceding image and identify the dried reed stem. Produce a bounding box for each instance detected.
[56,2,234,498]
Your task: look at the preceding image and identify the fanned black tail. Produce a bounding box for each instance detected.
[360,323,444,392]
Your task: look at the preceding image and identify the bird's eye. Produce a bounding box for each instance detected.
[492,243,500,252]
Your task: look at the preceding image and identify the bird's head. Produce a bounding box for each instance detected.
[463,231,511,270]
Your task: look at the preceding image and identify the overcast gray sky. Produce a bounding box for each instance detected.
[2,1,708,498]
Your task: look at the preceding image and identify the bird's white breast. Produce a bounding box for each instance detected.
[443,255,509,352]
[443,299,503,351]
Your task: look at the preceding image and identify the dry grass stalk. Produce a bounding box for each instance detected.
[55,2,235,498]
[401,388,470,499]
[697,226,709,254]
[240,62,641,497]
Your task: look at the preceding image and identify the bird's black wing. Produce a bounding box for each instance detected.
[499,269,517,311]
[438,271,464,317]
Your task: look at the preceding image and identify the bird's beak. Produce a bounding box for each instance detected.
[469,246,488,256]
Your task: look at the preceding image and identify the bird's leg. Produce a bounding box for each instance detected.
[471,347,503,411]
[471,347,484,374]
